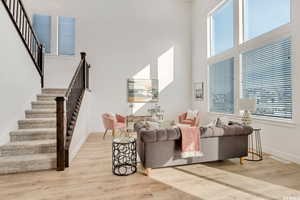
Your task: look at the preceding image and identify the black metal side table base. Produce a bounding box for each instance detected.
[245,128,263,161]
[112,137,137,176]
[113,164,137,176]
[245,152,263,161]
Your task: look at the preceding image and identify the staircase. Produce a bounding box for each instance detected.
[0,88,66,174]
[1,0,90,174]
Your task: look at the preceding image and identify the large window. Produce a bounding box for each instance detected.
[58,16,76,56]
[241,38,292,119]
[32,14,51,53]
[210,0,234,56]
[208,0,292,120]
[209,58,234,114]
[244,0,291,41]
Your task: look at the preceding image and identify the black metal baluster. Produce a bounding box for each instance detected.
[19,3,24,28]
[22,13,25,35]
[25,21,28,44]
[9,0,12,11]
[15,1,19,25]
[12,0,15,19]
[2,0,45,86]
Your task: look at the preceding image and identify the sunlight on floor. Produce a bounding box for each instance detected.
[150,164,300,200]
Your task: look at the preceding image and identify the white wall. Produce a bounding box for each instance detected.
[24,0,193,132]
[0,3,41,145]
[69,91,91,162]
[192,0,300,164]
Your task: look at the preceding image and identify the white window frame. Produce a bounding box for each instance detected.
[206,0,294,121]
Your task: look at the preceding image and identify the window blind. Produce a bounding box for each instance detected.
[209,58,234,114]
[32,14,51,53]
[241,38,292,119]
[58,16,75,56]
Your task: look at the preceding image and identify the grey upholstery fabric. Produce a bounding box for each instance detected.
[200,124,253,138]
[140,128,181,143]
[134,122,181,142]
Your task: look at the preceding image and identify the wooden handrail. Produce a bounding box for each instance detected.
[1,0,44,87]
[56,52,90,170]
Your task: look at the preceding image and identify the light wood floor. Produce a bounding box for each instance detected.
[1,133,300,200]
[0,133,198,200]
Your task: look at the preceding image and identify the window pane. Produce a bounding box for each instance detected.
[209,58,234,113]
[32,14,51,53]
[58,16,75,55]
[241,38,292,119]
[211,0,234,56]
[244,0,290,41]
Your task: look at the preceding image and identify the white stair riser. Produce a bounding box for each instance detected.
[0,159,56,175]
[0,145,56,157]
[18,121,56,129]
[10,133,56,142]
[42,89,67,95]
[25,112,56,119]
[32,103,56,110]
[37,96,57,101]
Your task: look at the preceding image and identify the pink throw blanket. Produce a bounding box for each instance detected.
[180,127,203,158]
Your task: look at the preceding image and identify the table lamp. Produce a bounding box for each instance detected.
[239,99,256,126]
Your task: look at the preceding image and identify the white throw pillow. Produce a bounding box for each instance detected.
[205,119,217,127]
[146,121,160,129]
[186,110,198,120]
[108,113,117,122]
[220,117,229,125]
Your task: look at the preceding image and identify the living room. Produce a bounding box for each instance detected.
[1,0,300,199]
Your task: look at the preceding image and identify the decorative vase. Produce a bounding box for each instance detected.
[241,110,252,126]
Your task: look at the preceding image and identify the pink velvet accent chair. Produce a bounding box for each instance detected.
[178,112,201,127]
[102,113,126,139]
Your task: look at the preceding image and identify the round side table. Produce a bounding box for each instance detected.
[112,137,137,176]
[245,128,263,161]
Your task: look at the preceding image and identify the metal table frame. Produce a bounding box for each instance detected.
[245,128,263,161]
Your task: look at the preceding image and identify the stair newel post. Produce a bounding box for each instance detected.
[56,96,66,171]
[80,52,87,89]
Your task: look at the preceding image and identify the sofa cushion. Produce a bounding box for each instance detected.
[200,124,253,138]
[140,128,181,143]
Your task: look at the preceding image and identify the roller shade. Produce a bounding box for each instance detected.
[58,16,75,56]
[209,58,235,114]
[32,14,51,53]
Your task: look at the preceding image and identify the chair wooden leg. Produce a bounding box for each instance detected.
[103,129,108,139]
[119,128,124,136]
[145,168,152,176]
[112,129,116,138]
[122,128,128,137]
[240,157,244,165]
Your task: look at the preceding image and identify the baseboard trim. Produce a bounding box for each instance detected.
[263,145,300,165]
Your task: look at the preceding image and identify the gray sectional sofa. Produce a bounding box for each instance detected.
[134,122,253,175]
